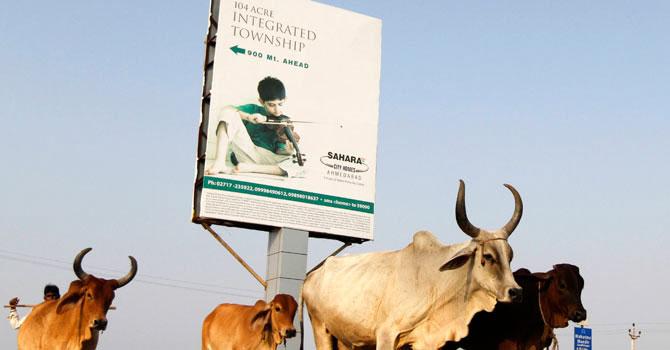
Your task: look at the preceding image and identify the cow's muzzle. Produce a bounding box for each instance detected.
[571,309,587,322]
[508,287,523,303]
[284,328,297,339]
[92,318,108,331]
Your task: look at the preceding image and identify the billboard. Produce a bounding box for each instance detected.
[193,0,382,242]
[574,327,592,350]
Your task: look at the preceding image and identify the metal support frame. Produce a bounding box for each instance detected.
[202,223,267,289]
[307,242,352,275]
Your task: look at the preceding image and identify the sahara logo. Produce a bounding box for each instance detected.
[320,152,369,173]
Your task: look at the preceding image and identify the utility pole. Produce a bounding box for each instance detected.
[628,323,642,350]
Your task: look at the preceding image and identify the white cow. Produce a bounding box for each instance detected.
[302,180,524,350]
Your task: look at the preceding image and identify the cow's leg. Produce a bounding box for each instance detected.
[309,312,334,350]
[410,338,444,350]
[375,327,399,350]
[408,338,431,350]
[336,338,352,350]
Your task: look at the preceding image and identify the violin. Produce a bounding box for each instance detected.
[266,114,305,166]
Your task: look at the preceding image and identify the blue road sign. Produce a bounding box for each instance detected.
[574,327,592,350]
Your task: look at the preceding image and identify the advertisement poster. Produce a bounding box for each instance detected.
[193,0,382,241]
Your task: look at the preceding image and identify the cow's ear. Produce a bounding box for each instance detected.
[251,301,272,329]
[532,272,552,281]
[532,272,553,290]
[56,281,84,314]
[440,246,476,271]
[515,268,532,276]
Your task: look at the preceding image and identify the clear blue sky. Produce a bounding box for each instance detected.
[2,1,669,349]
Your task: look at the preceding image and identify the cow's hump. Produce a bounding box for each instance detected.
[411,231,443,251]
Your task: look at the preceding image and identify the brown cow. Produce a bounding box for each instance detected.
[202,294,298,350]
[442,264,587,350]
[17,248,138,350]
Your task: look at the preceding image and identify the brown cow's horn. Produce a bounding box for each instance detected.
[500,184,523,237]
[455,180,480,238]
[73,247,92,280]
[115,256,138,289]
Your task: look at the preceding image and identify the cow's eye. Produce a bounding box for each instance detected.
[86,293,93,300]
[558,281,567,290]
[483,254,496,263]
[275,306,281,312]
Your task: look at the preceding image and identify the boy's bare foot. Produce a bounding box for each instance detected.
[233,163,253,173]
[234,162,286,176]
[205,163,234,175]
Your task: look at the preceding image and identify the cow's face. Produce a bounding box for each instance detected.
[474,233,521,303]
[439,234,521,303]
[449,180,524,304]
[536,264,587,327]
[56,277,117,331]
[269,294,298,342]
[56,248,137,332]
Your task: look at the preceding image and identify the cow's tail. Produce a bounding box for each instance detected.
[298,286,305,350]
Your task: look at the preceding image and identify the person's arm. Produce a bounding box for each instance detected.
[7,297,24,330]
[231,106,264,124]
[8,309,25,330]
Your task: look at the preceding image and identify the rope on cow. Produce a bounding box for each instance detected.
[474,237,507,266]
[550,333,559,350]
[538,281,549,326]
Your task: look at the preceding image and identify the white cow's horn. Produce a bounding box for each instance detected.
[500,184,523,238]
[455,180,481,238]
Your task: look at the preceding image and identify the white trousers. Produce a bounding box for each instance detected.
[210,107,303,177]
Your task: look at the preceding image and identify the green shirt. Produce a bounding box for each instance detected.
[236,104,285,153]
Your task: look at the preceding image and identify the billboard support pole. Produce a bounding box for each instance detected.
[307,242,352,275]
[202,224,267,289]
[265,228,308,350]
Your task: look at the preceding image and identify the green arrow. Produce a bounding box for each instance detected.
[230,45,246,55]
